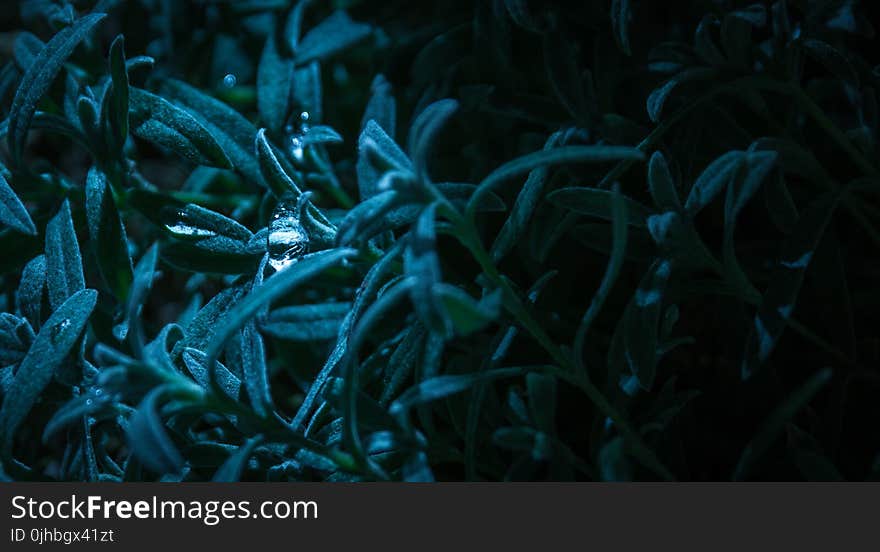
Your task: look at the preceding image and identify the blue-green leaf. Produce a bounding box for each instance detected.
[646,68,715,123]
[257,33,293,134]
[129,87,232,169]
[647,151,682,212]
[404,204,448,336]
[0,171,36,235]
[159,79,263,184]
[127,386,185,475]
[16,255,46,330]
[468,145,644,216]
[182,348,240,400]
[733,369,832,480]
[45,200,85,311]
[205,248,357,388]
[620,259,673,393]
[741,193,839,379]
[107,34,129,153]
[358,119,413,200]
[85,167,133,301]
[390,366,535,416]
[802,38,859,87]
[293,62,322,123]
[212,435,263,482]
[241,321,272,417]
[526,373,557,434]
[294,10,372,65]
[684,151,746,216]
[433,285,501,336]
[611,0,633,55]
[547,187,654,228]
[361,74,396,137]
[261,302,352,341]
[0,289,97,456]
[408,99,458,184]
[7,13,106,164]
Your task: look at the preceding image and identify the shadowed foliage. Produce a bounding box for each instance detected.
[0,0,878,481]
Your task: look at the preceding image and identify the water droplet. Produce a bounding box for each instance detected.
[161,208,218,238]
[300,111,310,122]
[51,318,71,343]
[94,389,103,396]
[223,73,237,88]
[289,135,304,162]
[86,399,93,406]
[267,200,309,272]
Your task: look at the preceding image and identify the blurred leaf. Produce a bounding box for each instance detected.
[408,99,458,185]
[212,435,263,482]
[257,33,293,134]
[469,145,644,214]
[526,373,557,434]
[647,68,714,123]
[127,386,185,475]
[684,151,746,216]
[107,34,129,154]
[391,366,537,416]
[547,187,654,228]
[0,171,36,235]
[742,193,839,379]
[434,285,501,336]
[404,204,448,336]
[361,74,396,137]
[618,259,673,393]
[294,10,372,65]
[801,39,858,87]
[647,151,682,212]
[357,119,413,200]
[490,132,561,262]
[610,0,633,55]
[733,369,832,480]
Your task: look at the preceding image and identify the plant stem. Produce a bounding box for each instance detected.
[452,217,674,480]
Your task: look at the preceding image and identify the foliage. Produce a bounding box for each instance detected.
[0,0,877,481]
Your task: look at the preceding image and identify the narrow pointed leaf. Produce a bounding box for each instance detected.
[45,200,85,311]
[0,289,97,455]
[7,13,106,164]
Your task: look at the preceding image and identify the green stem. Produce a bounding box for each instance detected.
[452,218,674,480]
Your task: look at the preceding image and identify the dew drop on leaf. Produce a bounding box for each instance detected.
[51,318,71,343]
[223,73,237,88]
[267,199,310,272]
[161,208,218,238]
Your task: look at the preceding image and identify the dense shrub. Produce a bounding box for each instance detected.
[0,0,878,481]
